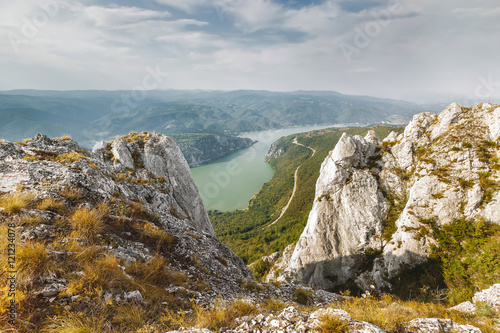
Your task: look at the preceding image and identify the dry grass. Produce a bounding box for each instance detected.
[59,135,72,141]
[126,255,187,290]
[162,298,258,331]
[58,187,85,205]
[17,241,53,288]
[37,197,67,214]
[67,254,129,294]
[316,314,350,333]
[57,152,86,163]
[261,297,286,312]
[42,310,108,333]
[112,305,148,331]
[70,204,108,242]
[0,192,34,215]
[337,294,499,333]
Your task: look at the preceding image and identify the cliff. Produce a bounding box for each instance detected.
[273,103,500,292]
[0,132,252,331]
[171,133,255,167]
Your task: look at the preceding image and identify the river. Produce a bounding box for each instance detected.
[191,124,343,212]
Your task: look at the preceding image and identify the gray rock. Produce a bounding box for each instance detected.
[40,283,64,297]
[472,284,500,311]
[123,290,143,303]
[408,318,481,333]
[273,102,500,291]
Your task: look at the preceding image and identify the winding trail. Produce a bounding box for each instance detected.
[265,138,316,228]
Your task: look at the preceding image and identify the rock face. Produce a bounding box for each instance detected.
[265,139,287,162]
[0,132,252,323]
[173,134,255,167]
[274,103,500,290]
[101,132,214,235]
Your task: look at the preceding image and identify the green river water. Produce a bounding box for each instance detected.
[191,125,340,212]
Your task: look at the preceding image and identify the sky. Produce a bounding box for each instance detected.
[1,0,500,102]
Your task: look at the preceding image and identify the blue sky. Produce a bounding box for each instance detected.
[1,0,500,102]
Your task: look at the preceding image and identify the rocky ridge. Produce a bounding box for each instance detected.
[0,132,252,330]
[269,103,500,291]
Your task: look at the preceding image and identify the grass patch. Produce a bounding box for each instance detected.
[36,197,67,214]
[316,314,350,333]
[294,288,313,305]
[70,204,108,242]
[0,192,34,215]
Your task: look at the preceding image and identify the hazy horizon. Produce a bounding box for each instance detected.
[1,1,500,103]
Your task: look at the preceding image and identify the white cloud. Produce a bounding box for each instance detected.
[0,0,499,101]
[84,6,170,27]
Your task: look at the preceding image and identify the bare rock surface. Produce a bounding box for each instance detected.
[271,103,500,290]
[0,131,251,304]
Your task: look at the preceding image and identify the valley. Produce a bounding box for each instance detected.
[191,124,343,211]
[210,125,403,265]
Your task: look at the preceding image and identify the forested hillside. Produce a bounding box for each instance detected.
[210,126,404,265]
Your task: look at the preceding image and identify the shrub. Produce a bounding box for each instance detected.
[250,258,272,281]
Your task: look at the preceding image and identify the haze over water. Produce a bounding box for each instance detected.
[191,124,344,212]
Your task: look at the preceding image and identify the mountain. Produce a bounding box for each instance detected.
[0,131,497,332]
[268,103,500,304]
[0,132,251,331]
[0,89,433,146]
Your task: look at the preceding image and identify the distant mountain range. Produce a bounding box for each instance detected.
[0,89,442,150]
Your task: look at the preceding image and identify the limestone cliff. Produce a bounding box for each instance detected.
[0,131,252,331]
[171,133,255,167]
[274,103,500,291]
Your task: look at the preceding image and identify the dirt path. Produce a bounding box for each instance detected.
[265,138,315,228]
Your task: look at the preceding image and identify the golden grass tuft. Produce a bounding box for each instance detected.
[316,314,350,333]
[57,152,85,163]
[0,192,34,215]
[58,187,85,205]
[70,204,108,242]
[197,298,258,331]
[338,294,498,333]
[112,305,148,331]
[36,197,67,214]
[59,135,72,141]
[42,310,107,333]
[17,241,53,288]
[68,254,128,294]
[261,297,286,312]
[163,298,258,331]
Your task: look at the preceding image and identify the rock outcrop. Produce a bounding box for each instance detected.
[173,134,255,167]
[273,103,500,291]
[0,132,252,331]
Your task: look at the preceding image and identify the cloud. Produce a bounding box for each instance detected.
[154,0,208,13]
[0,0,499,102]
[83,6,171,27]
